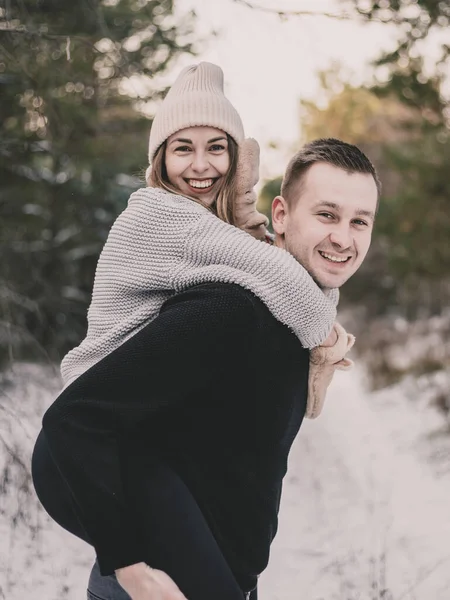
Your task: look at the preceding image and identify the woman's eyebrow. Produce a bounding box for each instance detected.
[169,137,192,144]
[169,136,226,145]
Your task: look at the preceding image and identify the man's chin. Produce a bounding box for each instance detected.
[312,271,349,291]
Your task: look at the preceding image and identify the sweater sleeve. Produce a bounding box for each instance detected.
[172,212,337,349]
[42,284,257,575]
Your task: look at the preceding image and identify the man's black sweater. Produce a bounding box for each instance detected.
[39,283,309,590]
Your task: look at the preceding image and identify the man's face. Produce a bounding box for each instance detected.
[272,162,378,290]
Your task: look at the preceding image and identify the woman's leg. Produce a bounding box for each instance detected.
[122,456,248,600]
[87,561,131,600]
[32,429,91,543]
[33,431,248,599]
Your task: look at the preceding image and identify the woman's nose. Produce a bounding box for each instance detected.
[191,152,209,173]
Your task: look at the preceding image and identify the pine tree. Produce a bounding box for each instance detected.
[0,0,197,364]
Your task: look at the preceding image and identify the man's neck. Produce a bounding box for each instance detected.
[273,234,283,249]
[272,234,331,293]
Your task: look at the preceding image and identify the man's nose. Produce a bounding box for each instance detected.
[191,152,209,173]
[329,224,353,249]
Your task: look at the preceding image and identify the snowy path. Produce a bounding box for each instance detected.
[259,369,450,600]
[1,365,450,600]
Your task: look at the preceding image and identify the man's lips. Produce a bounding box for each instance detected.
[318,250,352,265]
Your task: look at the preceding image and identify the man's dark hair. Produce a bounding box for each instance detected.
[281,138,382,207]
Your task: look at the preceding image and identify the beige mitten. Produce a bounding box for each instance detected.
[234,138,269,240]
[306,322,355,419]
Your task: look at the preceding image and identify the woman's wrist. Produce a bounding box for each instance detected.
[321,325,338,348]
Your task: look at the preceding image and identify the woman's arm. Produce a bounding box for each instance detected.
[172,211,338,349]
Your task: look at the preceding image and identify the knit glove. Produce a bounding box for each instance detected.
[306,322,355,419]
[234,138,269,240]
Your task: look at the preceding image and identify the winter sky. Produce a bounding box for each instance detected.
[170,0,398,179]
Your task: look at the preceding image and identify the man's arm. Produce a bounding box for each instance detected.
[42,283,257,574]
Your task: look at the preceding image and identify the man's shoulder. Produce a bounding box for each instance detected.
[162,282,299,337]
[159,283,308,373]
[163,282,259,315]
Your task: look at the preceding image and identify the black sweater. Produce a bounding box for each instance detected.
[41,283,309,586]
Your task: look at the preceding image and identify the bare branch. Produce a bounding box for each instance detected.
[232,0,372,22]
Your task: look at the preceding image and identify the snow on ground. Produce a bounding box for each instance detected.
[259,367,450,600]
[1,363,450,600]
[0,364,95,600]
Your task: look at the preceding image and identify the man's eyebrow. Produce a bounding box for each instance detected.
[313,201,375,220]
[313,201,339,211]
[356,208,376,220]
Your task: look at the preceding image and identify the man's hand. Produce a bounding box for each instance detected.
[116,562,187,600]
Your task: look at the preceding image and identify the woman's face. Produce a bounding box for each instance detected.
[165,127,230,206]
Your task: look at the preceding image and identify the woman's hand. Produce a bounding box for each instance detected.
[234,138,269,240]
[306,322,355,419]
[321,325,338,348]
[116,562,187,600]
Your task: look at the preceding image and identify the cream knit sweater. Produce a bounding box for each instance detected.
[61,187,339,387]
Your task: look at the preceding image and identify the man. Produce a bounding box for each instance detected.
[34,138,380,600]
[271,139,379,421]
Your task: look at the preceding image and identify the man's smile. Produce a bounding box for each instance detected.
[318,250,352,264]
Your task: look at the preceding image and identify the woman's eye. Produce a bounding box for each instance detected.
[209,144,226,152]
[175,146,191,153]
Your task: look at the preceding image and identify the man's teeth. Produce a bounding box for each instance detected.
[188,179,214,189]
[320,251,349,263]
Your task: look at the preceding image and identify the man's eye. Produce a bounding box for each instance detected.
[353,219,368,227]
[318,212,334,219]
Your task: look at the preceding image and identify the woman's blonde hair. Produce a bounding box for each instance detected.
[147,134,239,226]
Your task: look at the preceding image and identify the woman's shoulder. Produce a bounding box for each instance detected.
[127,186,209,218]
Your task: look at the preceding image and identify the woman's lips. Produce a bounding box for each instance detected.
[185,178,218,193]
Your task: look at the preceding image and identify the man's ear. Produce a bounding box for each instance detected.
[272,195,288,235]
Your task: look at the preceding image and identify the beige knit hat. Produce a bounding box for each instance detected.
[148,62,245,162]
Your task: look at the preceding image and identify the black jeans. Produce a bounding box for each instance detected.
[33,431,257,600]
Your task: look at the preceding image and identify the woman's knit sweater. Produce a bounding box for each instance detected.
[61,187,338,386]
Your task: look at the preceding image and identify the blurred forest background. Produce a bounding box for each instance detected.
[1,0,449,403]
[1,4,450,598]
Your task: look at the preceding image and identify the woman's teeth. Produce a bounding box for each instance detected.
[319,251,350,263]
[187,179,215,189]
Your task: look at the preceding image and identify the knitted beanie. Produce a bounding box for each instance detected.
[148,62,245,162]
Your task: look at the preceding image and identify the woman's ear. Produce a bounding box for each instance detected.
[271,195,288,235]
